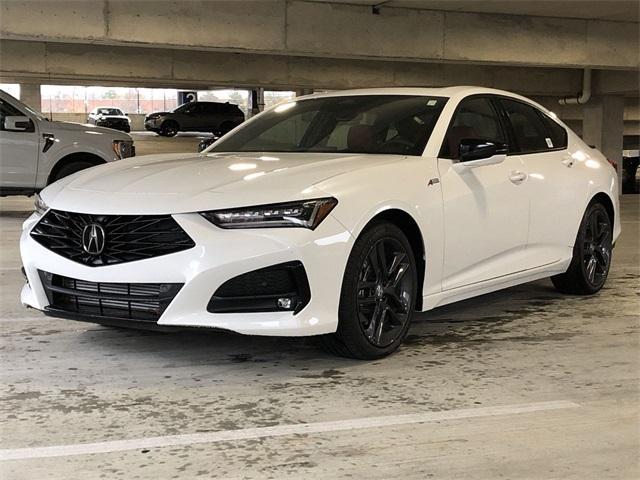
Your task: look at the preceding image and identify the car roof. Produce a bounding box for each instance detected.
[192,101,234,105]
[292,86,554,117]
[313,86,542,102]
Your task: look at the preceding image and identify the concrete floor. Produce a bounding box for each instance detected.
[128,131,213,155]
[0,136,638,479]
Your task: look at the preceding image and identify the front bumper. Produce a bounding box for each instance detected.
[96,120,130,132]
[20,212,353,336]
[144,118,161,131]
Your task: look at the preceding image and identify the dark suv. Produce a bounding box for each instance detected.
[144,102,245,137]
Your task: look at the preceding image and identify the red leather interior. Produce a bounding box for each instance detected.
[347,125,375,152]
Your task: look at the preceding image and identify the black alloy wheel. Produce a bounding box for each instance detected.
[319,221,417,359]
[580,206,612,288]
[552,202,612,294]
[160,121,178,137]
[357,237,413,347]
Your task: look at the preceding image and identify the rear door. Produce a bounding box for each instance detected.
[438,95,530,290]
[204,103,222,131]
[177,103,198,131]
[498,98,584,265]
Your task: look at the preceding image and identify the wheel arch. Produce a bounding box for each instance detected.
[161,118,179,128]
[47,152,105,185]
[362,208,426,310]
[589,191,615,231]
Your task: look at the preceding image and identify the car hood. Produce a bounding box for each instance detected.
[45,120,132,139]
[42,152,404,214]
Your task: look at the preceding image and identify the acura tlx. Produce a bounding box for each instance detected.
[20,87,620,359]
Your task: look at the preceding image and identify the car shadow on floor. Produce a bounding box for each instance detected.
[76,278,572,370]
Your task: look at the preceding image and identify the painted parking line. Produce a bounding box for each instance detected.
[0,400,579,461]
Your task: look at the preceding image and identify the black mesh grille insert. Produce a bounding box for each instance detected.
[208,261,311,314]
[39,271,182,323]
[215,268,296,297]
[31,210,195,267]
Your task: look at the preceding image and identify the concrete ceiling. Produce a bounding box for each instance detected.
[314,0,640,22]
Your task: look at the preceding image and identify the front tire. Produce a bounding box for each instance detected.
[50,160,98,183]
[159,120,178,137]
[551,202,612,295]
[320,221,417,359]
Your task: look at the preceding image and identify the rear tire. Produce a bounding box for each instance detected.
[50,160,98,183]
[319,221,417,359]
[215,121,236,137]
[551,202,612,295]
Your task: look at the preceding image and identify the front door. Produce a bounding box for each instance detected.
[438,96,530,290]
[0,97,39,190]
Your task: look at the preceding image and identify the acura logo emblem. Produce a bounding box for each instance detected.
[82,223,106,255]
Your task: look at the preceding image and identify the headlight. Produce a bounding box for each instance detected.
[34,193,48,216]
[200,198,338,230]
[113,140,135,159]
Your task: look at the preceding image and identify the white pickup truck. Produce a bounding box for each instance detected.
[0,89,135,196]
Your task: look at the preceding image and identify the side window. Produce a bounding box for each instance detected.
[206,104,223,114]
[441,97,505,159]
[192,104,206,114]
[501,99,553,153]
[181,103,197,114]
[540,114,568,149]
[220,104,236,115]
[0,99,25,132]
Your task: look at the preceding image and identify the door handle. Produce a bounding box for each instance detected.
[509,171,527,185]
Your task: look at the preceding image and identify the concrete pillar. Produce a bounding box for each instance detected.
[583,96,625,194]
[296,88,314,97]
[249,88,265,118]
[19,83,42,111]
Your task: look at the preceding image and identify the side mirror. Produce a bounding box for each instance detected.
[4,116,32,132]
[454,138,508,171]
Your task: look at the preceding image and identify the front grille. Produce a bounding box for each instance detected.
[99,119,127,129]
[39,271,182,322]
[31,210,195,267]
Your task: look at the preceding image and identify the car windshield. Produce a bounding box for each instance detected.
[1,90,48,121]
[210,95,447,156]
[97,108,123,115]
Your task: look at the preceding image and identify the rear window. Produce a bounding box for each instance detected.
[500,99,551,153]
[540,114,568,149]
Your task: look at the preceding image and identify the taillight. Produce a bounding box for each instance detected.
[606,157,618,170]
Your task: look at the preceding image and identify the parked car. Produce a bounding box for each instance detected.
[0,90,135,197]
[144,101,244,137]
[622,135,639,194]
[87,107,131,133]
[21,87,620,359]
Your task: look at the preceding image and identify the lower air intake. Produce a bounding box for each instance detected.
[39,271,182,323]
[208,261,311,314]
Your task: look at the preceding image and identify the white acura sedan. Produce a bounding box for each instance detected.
[20,87,620,359]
